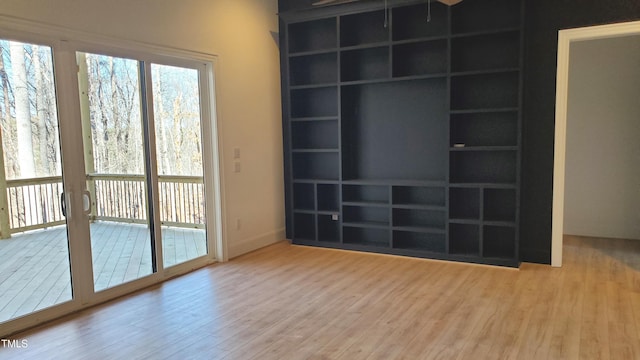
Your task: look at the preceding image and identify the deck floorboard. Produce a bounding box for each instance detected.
[0,221,205,323]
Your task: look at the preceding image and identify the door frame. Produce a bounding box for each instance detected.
[552,20,640,267]
[0,15,226,336]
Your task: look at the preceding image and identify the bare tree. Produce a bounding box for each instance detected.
[9,42,35,178]
[153,65,172,175]
[33,45,49,176]
[0,47,16,178]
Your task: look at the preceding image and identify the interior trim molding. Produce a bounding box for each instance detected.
[552,20,640,267]
[228,228,286,259]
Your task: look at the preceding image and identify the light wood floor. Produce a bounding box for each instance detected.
[1,235,639,359]
[0,222,205,323]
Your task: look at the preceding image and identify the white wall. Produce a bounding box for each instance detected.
[564,35,640,240]
[0,0,285,257]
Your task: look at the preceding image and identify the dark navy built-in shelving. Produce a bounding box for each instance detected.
[281,0,523,267]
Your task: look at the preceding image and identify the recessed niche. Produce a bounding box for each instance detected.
[342,79,448,181]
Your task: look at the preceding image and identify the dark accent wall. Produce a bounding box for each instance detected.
[279,0,640,264]
[521,0,640,263]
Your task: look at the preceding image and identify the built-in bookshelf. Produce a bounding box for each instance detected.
[282,0,522,267]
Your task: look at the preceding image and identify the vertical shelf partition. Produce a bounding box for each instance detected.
[283,0,522,267]
[448,0,522,264]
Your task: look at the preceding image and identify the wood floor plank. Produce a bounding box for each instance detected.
[1,236,640,359]
[578,245,611,360]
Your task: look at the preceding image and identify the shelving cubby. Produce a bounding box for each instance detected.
[318,214,340,243]
[290,86,338,119]
[391,3,449,41]
[317,184,340,212]
[293,212,316,241]
[340,10,388,47]
[288,18,337,54]
[340,47,389,82]
[343,205,389,228]
[392,39,448,78]
[450,111,518,148]
[483,225,516,259]
[393,208,446,232]
[451,31,520,74]
[343,226,390,247]
[392,186,445,209]
[292,152,340,181]
[449,223,480,256]
[342,184,389,206]
[450,150,517,184]
[483,188,516,223]
[291,120,339,150]
[289,52,338,87]
[393,230,446,253]
[293,183,315,211]
[449,187,479,220]
[450,71,519,111]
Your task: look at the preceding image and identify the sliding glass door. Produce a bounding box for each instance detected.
[76,52,155,292]
[151,64,208,268]
[0,34,217,333]
[0,39,73,323]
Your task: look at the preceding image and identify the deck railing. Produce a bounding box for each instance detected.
[6,176,66,233]
[4,174,205,235]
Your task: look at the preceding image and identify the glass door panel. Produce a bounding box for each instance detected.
[0,40,72,322]
[76,52,155,291]
[151,64,207,267]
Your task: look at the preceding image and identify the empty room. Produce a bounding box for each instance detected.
[0,0,639,358]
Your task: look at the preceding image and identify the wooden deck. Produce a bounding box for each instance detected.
[0,221,206,323]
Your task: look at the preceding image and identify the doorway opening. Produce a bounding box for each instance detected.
[552,20,640,267]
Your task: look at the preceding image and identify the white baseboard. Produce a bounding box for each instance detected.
[228,227,286,259]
